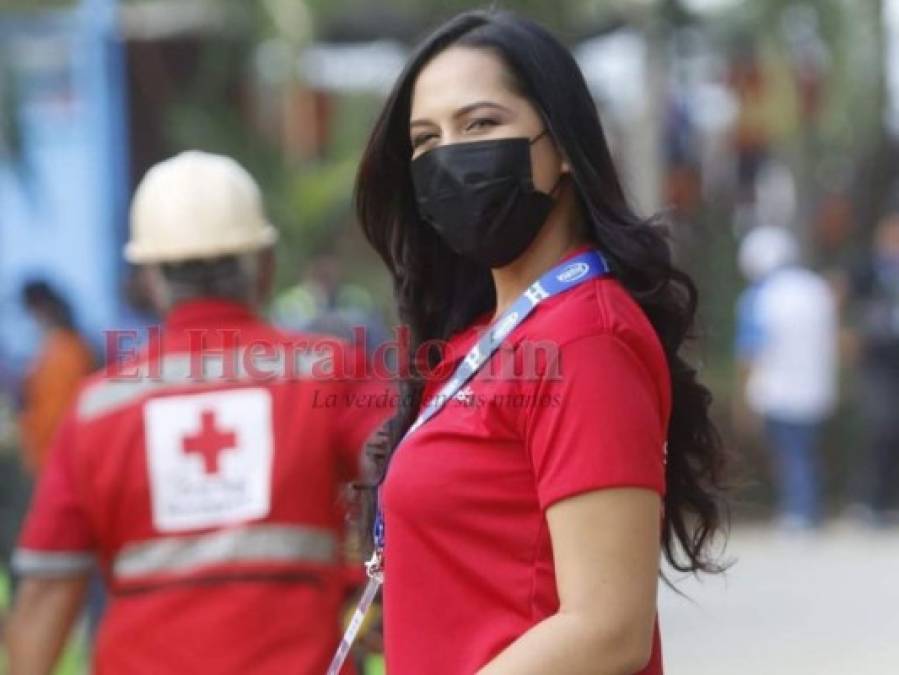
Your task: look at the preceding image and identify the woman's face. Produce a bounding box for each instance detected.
[408,46,567,194]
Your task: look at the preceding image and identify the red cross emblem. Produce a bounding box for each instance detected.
[182,410,237,474]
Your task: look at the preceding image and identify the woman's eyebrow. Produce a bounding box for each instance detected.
[409,100,512,129]
[452,100,511,118]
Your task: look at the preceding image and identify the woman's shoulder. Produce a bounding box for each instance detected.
[513,275,672,426]
[516,277,670,395]
[522,277,659,349]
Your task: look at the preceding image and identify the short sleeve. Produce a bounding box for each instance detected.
[524,333,667,512]
[13,409,96,577]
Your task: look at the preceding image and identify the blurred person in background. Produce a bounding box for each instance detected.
[736,225,838,530]
[845,208,899,525]
[18,280,95,475]
[18,281,105,670]
[5,151,388,675]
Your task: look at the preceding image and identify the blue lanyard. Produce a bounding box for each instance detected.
[373,249,610,551]
[326,249,610,675]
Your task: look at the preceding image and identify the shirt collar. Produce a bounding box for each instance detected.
[441,242,597,359]
[164,298,259,331]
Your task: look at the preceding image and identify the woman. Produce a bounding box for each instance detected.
[355,10,727,675]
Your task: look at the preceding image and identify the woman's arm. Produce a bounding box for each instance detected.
[476,487,662,675]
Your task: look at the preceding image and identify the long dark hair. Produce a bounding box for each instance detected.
[355,9,727,574]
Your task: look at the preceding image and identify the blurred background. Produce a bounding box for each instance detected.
[1,0,898,673]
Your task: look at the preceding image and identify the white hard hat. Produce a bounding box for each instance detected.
[738,225,798,282]
[125,150,278,264]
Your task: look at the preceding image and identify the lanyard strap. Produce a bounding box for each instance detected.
[325,551,383,675]
[374,249,609,549]
[326,249,610,675]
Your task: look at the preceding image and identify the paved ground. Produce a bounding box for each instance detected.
[659,522,899,675]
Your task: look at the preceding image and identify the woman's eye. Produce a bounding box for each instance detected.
[411,133,436,148]
[466,118,498,132]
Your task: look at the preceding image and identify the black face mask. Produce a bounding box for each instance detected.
[410,131,562,268]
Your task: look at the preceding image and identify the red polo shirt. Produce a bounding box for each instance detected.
[381,248,670,674]
[15,299,391,675]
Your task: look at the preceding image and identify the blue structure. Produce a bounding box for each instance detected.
[0,0,130,375]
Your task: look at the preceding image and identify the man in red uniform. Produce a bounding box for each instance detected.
[5,151,389,674]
